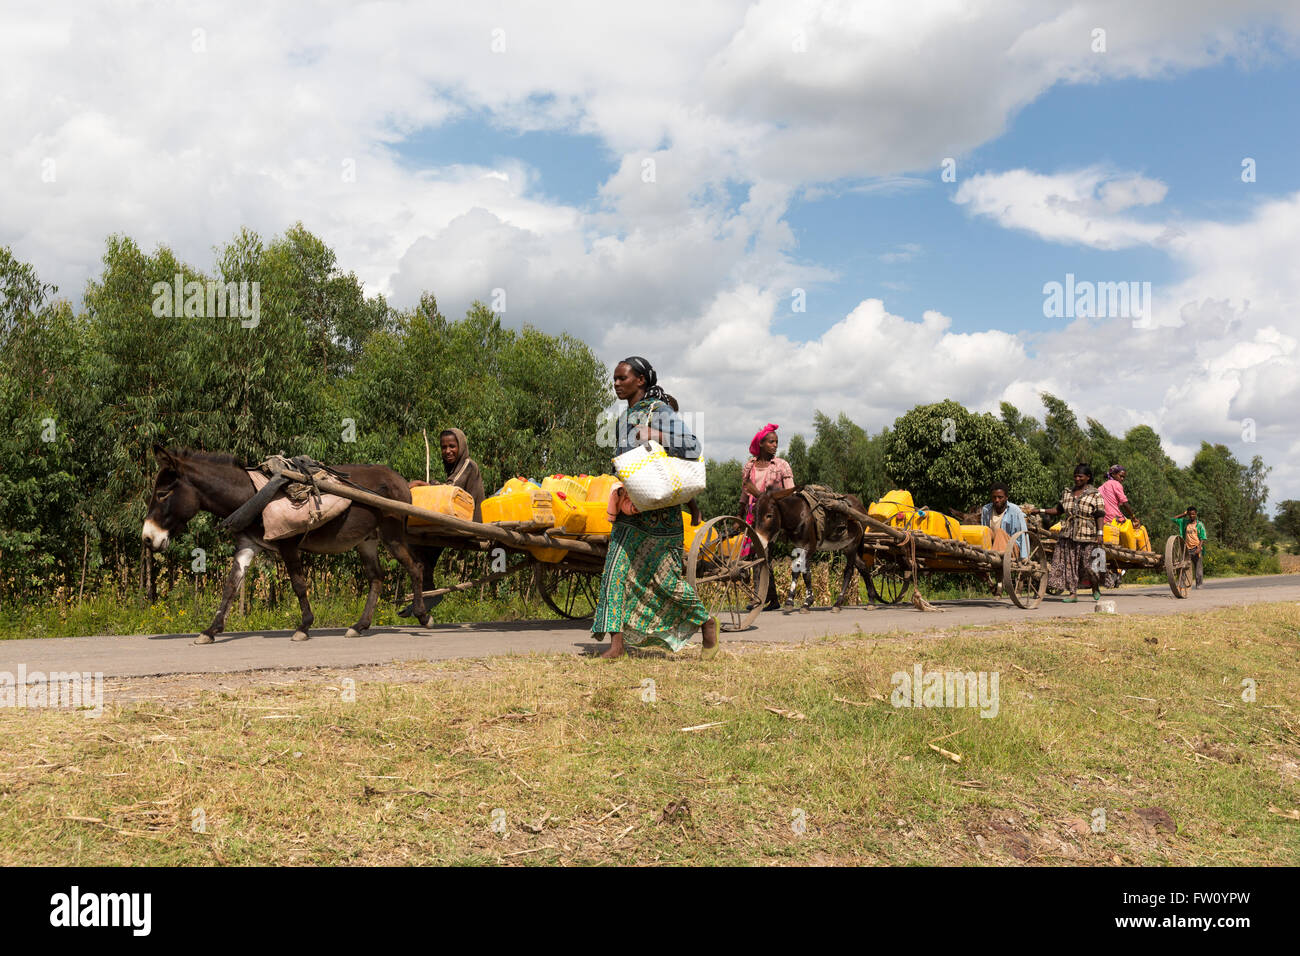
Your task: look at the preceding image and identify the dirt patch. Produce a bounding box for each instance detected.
[103,661,495,705]
[1134,806,1177,836]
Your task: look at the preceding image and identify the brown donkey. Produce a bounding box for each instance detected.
[750,485,871,612]
[141,445,429,644]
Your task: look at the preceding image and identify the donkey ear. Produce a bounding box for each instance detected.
[771,486,799,501]
[153,444,178,469]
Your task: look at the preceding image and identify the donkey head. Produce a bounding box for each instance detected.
[142,445,204,552]
[751,485,800,550]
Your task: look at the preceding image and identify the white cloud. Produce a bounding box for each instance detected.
[3,1,1300,504]
[953,168,1173,249]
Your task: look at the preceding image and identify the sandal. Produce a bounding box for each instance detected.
[1061,596,1078,603]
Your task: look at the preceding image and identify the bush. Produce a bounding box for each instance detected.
[1202,547,1281,578]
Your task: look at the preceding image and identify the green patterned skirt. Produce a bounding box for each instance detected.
[591,506,709,651]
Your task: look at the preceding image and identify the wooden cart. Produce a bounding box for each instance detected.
[1038,526,1195,599]
[820,501,1051,609]
[284,469,772,632]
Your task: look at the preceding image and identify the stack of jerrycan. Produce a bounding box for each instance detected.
[869,490,968,569]
[869,490,960,540]
[1105,517,1153,552]
[528,475,589,562]
[481,477,554,525]
[868,490,914,523]
[541,475,588,534]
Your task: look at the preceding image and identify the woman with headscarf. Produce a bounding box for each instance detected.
[740,423,794,610]
[591,356,716,660]
[400,427,486,617]
[1098,464,1142,528]
[1024,463,1107,602]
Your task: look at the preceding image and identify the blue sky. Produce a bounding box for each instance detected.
[396,56,1300,343]
[8,3,1300,498]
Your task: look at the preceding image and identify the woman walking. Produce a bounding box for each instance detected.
[740,423,793,610]
[1025,463,1107,602]
[592,356,717,660]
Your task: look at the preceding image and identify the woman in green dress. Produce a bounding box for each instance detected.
[592,356,717,660]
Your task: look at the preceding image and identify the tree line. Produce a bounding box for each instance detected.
[0,227,1285,606]
[697,398,1277,552]
[0,228,609,603]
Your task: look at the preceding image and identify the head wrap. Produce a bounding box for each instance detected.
[620,356,667,402]
[749,423,779,457]
[1107,464,1123,478]
[441,427,470,482]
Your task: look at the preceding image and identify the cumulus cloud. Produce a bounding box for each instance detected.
[953,168,1173,249]
[3,1,1300,500]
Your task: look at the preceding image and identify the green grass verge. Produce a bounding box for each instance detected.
[1,602,1296,865]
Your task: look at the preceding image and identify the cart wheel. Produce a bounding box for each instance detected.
[686,516,768,632]
[1164,535,1193,599]
[866,557,909,605]
[441,547,531,602]
[534,562,601,620]
[1003,531,1047,609]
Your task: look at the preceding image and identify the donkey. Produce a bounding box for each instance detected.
[141,445,429,644]
[750,485,871,612]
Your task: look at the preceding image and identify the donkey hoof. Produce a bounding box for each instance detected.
[292,630,310,642]
[193,633,215,645]
[799,605,811,614]
[415,614,430,628]
[830,605,842,614]
[345,628,362,640]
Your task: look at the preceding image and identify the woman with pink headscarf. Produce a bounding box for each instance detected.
[741,423,794,610]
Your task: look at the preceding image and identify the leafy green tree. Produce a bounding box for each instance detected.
[1274,500,1300,545]
[341,301,609,492]
[1113,425,1183,529]
[1035,393,1091,491]
[0,251,96,597]
[1184,443,1270,547]
[784,433,809,484]
[999,402,1040,445]
[884,400,1052,513]
[699,459,743,518]
[806,412,888,502]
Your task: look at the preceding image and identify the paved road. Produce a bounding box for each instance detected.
[2,574,1297,680]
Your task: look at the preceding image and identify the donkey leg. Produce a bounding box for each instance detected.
[278,543,314,641]
[347,537,383,639]
[382,528,431,628]
[832,557,856,611]
[197,539,257,645]
[783,550,801,611]
[801,569,813,612]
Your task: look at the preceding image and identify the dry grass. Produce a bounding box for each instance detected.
[1,603,1298,865]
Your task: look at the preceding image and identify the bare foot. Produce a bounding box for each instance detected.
[599,633,626,659]
[700,617,720,660]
